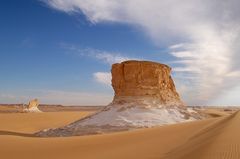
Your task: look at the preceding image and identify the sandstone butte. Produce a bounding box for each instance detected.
[111,60,185,107]
[35,61,194,137]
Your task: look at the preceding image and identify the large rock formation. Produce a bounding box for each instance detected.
[24,99,41,113]
[111,60,184,107]
[36,60,201,137]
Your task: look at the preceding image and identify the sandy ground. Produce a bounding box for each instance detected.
[0,109,238,159]
[0,112,93,133]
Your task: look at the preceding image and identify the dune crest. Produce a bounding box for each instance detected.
[163,111,240,159]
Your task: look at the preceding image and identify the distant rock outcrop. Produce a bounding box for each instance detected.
[111,60,184,107]
[24,99,41,113]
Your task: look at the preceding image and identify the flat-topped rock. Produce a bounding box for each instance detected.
[111,60,184,107]
[35,60,201,137]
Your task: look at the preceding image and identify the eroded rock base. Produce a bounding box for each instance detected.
[36,105,202,137]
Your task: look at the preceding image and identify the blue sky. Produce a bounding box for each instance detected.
[1,0,240,106]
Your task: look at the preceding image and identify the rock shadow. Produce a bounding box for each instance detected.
[0,130,35,137]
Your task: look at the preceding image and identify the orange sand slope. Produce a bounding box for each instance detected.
[0,111,239,159]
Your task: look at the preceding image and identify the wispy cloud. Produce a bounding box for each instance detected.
[0,93,18,100]
[61,43,138,65]
[0,89,112,105]
[43,0,240,105]
[36,89,112,105]
[61,43,137,88]
[169,29,240,104]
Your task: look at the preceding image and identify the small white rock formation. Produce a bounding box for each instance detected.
[23,99,41,113]
[36,61,201,137]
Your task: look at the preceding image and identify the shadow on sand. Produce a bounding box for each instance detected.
[0,130,35,137]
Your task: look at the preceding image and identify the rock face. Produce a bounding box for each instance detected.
[24,99,41,113]
[111,60,184,107]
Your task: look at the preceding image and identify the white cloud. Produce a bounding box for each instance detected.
[61,44,137,88]
[93,72,111,86]
[169,29,240,104]
[43,0,240,105]
[170,51,198,58]
[169,44,185,50]
[94,52,130,64]
[37,90,113,105]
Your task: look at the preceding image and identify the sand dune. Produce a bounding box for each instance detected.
[0,112,92,133]
[0,109,238,159]
[164,111,240,159]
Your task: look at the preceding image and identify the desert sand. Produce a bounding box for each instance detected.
[0,108,238,159]
[0,111,93,134]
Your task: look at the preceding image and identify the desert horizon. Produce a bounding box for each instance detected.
[1,0,240,159]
